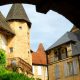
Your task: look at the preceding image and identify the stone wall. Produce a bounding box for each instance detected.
[7,20,32,65]
[32,65,48,80]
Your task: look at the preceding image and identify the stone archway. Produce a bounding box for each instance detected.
[0,0,80,28]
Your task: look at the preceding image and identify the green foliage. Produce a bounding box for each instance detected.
[0,49,6,65]
[0,66,10,76]
[0,49,34,80]
[36,78,42,80]
[0,72,34,80]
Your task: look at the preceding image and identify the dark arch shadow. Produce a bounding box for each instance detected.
[0,0,80,28]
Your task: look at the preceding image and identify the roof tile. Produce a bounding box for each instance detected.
[32,43,47,65]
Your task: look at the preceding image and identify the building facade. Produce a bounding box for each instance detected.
[46,26,80,80]
[32,43,48,80]
[0,4,32,76]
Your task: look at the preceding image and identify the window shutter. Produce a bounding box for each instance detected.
[73,58,78,74]
[64,62,69,77]
[55,64,60,79]
[69,62,73,75]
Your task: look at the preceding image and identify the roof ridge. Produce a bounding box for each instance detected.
[0,11,15,34]
[47,31,79,50]
[37,43,45,52]
[6,3,31,28]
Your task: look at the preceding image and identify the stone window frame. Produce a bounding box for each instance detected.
[9,47,13,53]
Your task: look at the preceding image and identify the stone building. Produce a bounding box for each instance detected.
[32,43,48,80]
[1,3,80,80]
[0,4,32,76]
[46,26,80,80]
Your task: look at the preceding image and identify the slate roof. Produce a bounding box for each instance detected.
[47,32,79,50]
[0,11,14,34]
[32,43,47,65]
[72,42,80,56]
[6,3,31,28]
[73,30,80,41]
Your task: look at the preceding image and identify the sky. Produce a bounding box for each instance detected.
[0,4,73,51]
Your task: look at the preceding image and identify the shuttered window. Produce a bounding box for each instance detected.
[64,58,79,77]
[55,64,60,80]
[67,61,74,75]
[73,58,79,74]
[64,62,69,77]
[9,47,13,53]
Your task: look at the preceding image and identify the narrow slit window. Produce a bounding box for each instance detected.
[19,26,22,30]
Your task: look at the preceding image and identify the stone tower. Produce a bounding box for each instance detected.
[6,4,32,65]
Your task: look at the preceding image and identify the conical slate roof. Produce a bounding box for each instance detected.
[6,3,31,28]
[47,32,79,50]
[0,11,14,34]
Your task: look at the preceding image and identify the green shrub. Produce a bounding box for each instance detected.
[0,49,34,80]
[0,65,11,76]
[0,72,34,80]
[0,49,6,65]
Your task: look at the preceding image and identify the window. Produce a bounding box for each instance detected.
[64,62,69,77]
[54,50,58,61]
[64,59,79,77]
[9,47,13,53]
[55,64,60,80]
[19,26,22,29]
[67,61,74,76]
[38,66,42,75]
[61,48,67,59]
[73,58,79,75]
